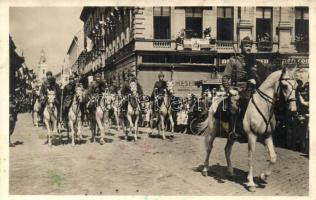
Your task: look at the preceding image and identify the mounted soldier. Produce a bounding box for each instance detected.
[61,74,76,124]
[39,71,61,121]
[222,36,267,140]
[121,70,144,112]
[86,73,108,109]
[151,71,167,121]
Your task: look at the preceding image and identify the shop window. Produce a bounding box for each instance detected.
[217,7,234,41]
[153,7,171,39]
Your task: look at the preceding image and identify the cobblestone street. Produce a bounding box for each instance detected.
[9,113,309,196]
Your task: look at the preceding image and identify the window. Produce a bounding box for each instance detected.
[256,7,272,42]
[185,7,203,38]
[153,7,171,39]
[295,7,309,52]
[217,7,234,41]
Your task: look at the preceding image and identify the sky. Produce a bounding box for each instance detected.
[10,7,83,75]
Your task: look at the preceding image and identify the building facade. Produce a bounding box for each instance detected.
[78,6,309,97]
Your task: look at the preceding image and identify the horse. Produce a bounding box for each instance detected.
[43,90,59,146]
[197,67,298,192]
[88,91,109,145]
[67,86,84,146]
[141,97,152,128]
[100,91,114,133]
[156,81,175,140]
[112,92,123,131]
[32,88,42,127]
[124,81,141,141]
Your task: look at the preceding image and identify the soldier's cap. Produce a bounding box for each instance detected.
[158,71,164,77]
[95,73,102,78]
[46,71,53,76]
[241,36,253,45]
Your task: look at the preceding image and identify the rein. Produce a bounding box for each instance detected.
[250,71,296,135]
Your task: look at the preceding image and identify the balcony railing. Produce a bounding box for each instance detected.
[153,40,172,48]
[256,41,273,52]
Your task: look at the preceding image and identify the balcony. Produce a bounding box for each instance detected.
[135,39,176,51]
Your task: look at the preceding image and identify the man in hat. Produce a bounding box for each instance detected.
[61,74,76,123]
[120,70,143,112]
[150,72,167,117]
[39,71,61,118]
[222,36,265,140]
[86,73,107,108]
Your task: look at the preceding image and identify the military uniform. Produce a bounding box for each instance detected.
[121,76,143,112]
[62,80,76,122]
[39,76,61,117]
[151,72,167,114]
[222,37,266,139]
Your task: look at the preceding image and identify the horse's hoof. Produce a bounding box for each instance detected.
[227,168,235,177]
[248,186,256,192]
[259,173,268,182]
[202,169,208,176]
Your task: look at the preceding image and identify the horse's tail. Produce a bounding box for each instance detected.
[196,116,210,136]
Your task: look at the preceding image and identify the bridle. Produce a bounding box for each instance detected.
[251,69,297,135]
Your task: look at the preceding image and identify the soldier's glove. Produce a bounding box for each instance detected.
[248,79,256,85]
[229,89,238,96]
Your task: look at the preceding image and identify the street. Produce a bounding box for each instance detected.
[10,113,308,196]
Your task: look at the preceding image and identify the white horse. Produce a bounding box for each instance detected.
[198,67,298,192]
[43,90,58,146]
[32,88,42,127]
[101,92,114,133]
[67,87,84,146]
[112,92,123,131]
[157,81,175,140]
[125,81,141,141]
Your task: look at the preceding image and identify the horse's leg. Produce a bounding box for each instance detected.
[160,115,166,140]
[115,112,120,131]
[127,114,133,141]
[77,116,83,141]
[44,117,52,147]
[224,136,236,176]
[68,117,75,147]
[202,131,216,176]
[134,114,139,141]
[168,113,174,137]
[95,112,105,145]
[246,132,257,192]
[259,135,277,182]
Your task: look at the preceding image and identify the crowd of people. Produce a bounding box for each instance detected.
[9,36,309,153]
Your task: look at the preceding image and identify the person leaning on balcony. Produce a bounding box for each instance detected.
[222,36,266,140]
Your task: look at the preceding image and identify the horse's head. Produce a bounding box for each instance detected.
[279,67,298,113]
[102,92,113,107]
[75,87,84,103]
[47,90,56,108]
[166,81,174,95]
[129,81,138,96]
